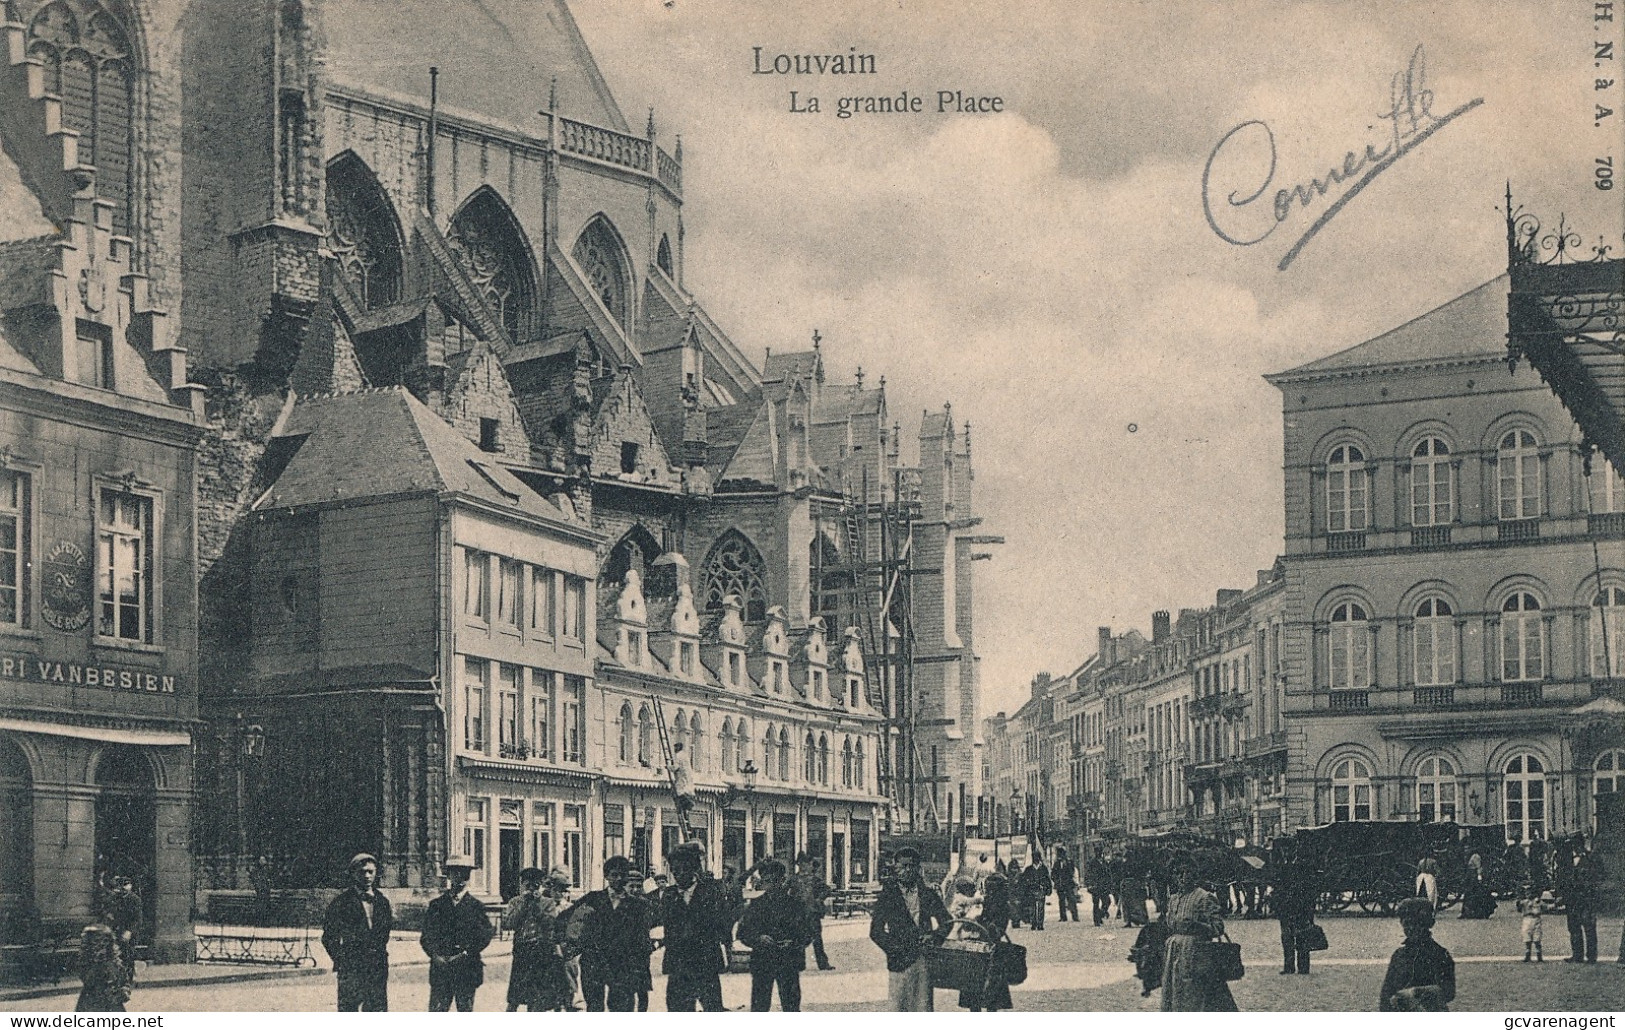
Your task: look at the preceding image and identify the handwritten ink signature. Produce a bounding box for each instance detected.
[1202,45,1484,271]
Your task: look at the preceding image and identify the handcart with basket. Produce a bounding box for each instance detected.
[920,919,1028,1005]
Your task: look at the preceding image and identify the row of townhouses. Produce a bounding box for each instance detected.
[0,0,991,962]
[986,273,1625,860]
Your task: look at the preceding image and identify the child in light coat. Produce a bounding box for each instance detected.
[1516,885,1546,962]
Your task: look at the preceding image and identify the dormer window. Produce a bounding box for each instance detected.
[846,675,862,708]
[679,640,697,677]
[727,651,743,688]
[811,668,826,701]
[770,660,786,694]
[626,629,645,667]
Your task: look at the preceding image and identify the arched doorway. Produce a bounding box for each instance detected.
[95,745,157,947]
[0,736,33,941]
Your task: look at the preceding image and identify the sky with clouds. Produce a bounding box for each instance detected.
[562,0,1623,717]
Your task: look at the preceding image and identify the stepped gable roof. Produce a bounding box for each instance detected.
[324,0,628,134]
[260,386,573,526]
[1275,275,1510,377]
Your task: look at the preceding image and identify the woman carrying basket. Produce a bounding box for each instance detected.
[1161,857,1239,1012]
[957,871,1014,1012]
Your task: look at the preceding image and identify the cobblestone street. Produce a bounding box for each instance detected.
[5,900,1620,1012]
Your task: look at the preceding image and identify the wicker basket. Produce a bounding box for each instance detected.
[921,920,996,991]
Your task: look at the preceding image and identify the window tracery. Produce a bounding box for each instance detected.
[325,155,402,310]
[448,190,535,340]
[702,531,768,623]
[572,218,629,327]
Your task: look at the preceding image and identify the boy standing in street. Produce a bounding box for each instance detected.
[738,859,812,1011]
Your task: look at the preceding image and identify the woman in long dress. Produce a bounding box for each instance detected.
[1160,858,1238,1012]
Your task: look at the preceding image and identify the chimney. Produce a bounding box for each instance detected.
[1097,626,1111,657]
[1152,610,1171,644]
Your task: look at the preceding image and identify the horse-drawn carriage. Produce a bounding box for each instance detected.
[1290,820,1510,915]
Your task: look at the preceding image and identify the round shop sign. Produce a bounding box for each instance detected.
[41,539,92,632]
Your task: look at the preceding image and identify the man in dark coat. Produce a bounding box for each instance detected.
[1052,846,1080,923]
[321,853,394,1011]
[869,846,950,1011]
[1273,852,1318,975]
[1562,841,1600,963]
[1024,855,1053,929]
[573,856,653,1011]
[1379,898,1456,1010]
[1006,861,1025,927]
[738,858,812,1011]
[101,876,142,981]
[655,842,732,1011]
[421,856,495,1011]
[790,853,835,971]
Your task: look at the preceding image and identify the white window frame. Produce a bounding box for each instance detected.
[1591,587,1625,677]
[1416,756,1457,822]
[464,797,490,894]
[561,576,585,641]
[1326,444,1368,533]
[1503,754,1546,843]
[462,657,488,753]
[1410,437,1453,526]
[531,567,556,637]
[561,676,585,765]
[0,470,28,627]
[1498,429,1541,521]
[95,484,157,644]
[1330,756,1372,821]
[1501,592,1545,682]
[528,670,552,761]
[1595,749,1625,829]
[464,549,489,621]
[1412,598,1456,686]
[1328,602,1372,691]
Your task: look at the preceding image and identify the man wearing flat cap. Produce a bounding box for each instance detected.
[321,853,394,1011]
[654,841,732,1011]
[422,855,495,1011]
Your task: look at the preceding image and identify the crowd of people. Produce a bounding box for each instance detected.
[68,832,1616,1013]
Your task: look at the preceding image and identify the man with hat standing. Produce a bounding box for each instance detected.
[503,866,571,1011]
[654,841,732,1011]
[869,845,950,1011]
[321,853,394,1011]
[571,856,654,1011]
[421,855,495,1011]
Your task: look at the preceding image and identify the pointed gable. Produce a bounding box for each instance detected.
[589,364,675,486]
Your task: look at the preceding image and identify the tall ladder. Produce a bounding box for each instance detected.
[649,696,692,842]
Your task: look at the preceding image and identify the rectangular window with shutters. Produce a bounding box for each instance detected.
[529,671,552,761]
[0,471,28,626]
[463,657,488,752]
[497,665,519,756]
[97,489,153,642]
[561,676,585,764]
[498,559,522,629]
[562,577,585,641]
[531,568,556,637]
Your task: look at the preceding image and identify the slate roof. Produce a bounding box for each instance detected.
[762,350,820,384]
[0,236,58,310]
[703,399,763,472]
[816,384,884,423]
[324,0,629,135]
[258,386,576,528]
[1275,275,1509,377]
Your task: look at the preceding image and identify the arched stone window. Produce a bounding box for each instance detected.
[1498,430,1541,521]
[762,724,776,780]
[841,737,854,788]
[777,727,791,781]
[1328,602,1371,691]
[325,154,403,309]
[804,731,817,782]
[601,526,661,590]
[1595,749,1625,828]
[27,0,134,234]
[735,719,749,774]
[720,718,734,775]
[1413,598,1456,686]
[671,708,687,758]
[1411,437,1453,526]
[1503,753,1546,842]
[448,188,537,341]
[818,733,830,785]
[702,531,768,623]
[1416,755,1457,822]
[1330,756,1372,821]
[636,704,652,766]
[1501,592,1544,682]
[689,712,703,771]
[1326,444,1368,532]
[571,216,630,328]
[1591,587,1625,677]
[618,702,634,764]
[656,234,674,276]
[855,738,866,789]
